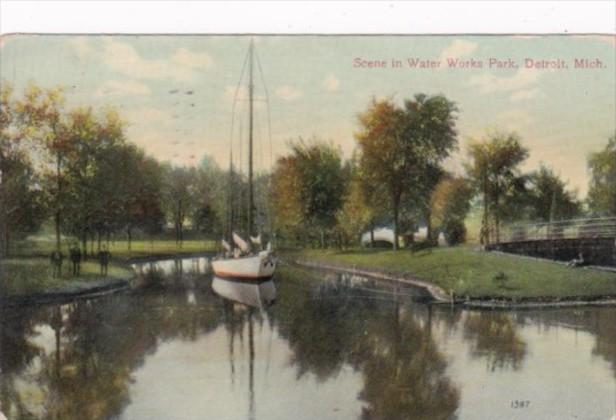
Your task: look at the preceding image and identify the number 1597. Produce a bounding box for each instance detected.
[511,400,530,409]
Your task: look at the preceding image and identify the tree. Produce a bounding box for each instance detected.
[113,144,165,251]
[162,165,197,247]
[355,95,458,250]
[271,138,347,247]
[527,165,580,222]
[465,131,529,245]
[192,155,225,238]
[336,161,374,247]
[15,82,69,251]
[0,82,46,257]
[271,150,305,243]
[587,134,616,216]
[430,176,473,245]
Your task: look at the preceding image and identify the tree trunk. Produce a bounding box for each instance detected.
[81,233,87,260]
[481,178,490,246]
[392,198,400,251]
[425,208,434,245]
[370,222,375,248]
[55,151,62,251]
[127,227,132,252]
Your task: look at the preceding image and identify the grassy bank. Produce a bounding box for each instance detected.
[288,246,616,299]
[0,257,134,297]
[2,238,216,298]
[12,238,216,259]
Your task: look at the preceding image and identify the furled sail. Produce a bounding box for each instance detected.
[250,234,262,246]
[232,232,251,253]
[221,239,232,252]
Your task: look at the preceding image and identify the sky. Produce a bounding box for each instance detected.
[1,34,614,196]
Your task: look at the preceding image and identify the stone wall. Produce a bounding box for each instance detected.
[488,237,616,267]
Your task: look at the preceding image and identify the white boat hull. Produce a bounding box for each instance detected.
[212,276,276,308]
[211,251,276,281]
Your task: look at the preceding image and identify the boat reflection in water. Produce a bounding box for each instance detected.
[211,276,276,309]
[211,276,276,420]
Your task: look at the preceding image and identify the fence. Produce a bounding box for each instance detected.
[501,217,616,243]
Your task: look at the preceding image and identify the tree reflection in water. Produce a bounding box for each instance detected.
[0,305,44,419]
[589,309,616,378]
[463,312,527,372]
[0,273,223,420]
[273,269,460,420]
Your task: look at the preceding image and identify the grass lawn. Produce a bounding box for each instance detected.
[12,238,216,259]
[0,257,134,297]
[289,246,616,299]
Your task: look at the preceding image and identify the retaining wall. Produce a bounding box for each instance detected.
[488,237,616,267]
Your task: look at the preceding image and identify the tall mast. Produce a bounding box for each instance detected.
[248,39,255,236]
[227,147,234,239]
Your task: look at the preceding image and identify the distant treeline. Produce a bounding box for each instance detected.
[1,82,614,256]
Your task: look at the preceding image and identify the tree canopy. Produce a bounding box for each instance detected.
[465,131,529,245]
[587,134,616,216]
[355,94,458,249]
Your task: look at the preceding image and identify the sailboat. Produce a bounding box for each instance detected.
[211,39,276,282]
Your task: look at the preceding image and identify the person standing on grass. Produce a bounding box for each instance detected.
[70,244,82,276]
[50,249,64,278]
[98,245,111,276]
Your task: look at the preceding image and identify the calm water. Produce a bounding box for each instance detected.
[1,257,615,420]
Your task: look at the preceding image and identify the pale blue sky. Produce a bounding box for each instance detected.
[1,34,614,195]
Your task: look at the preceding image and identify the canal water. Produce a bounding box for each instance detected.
[1,256,615,420]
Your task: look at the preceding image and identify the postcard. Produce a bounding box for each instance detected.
[0,28,615,420]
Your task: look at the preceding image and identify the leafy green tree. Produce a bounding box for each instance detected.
[162,165,197,247]
[114,144,165,251]
[465,131,529,245]
[0,82,46,257]
[15,82,69,251]
[336,160,374,247]
[271,150,305,244]
[271,138,347,247]
[587,134,616,216]
[192,155,228,238]
[430,176,473,245]
[355,95,458,250]
[527,165,580,222]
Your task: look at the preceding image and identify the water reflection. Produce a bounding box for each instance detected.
[212,277,276,309]
[463,312,527,371]
[0,260,614,419]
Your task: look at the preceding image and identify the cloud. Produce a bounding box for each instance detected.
[275,85,302,101]
[95,80,151,98]
[125,106,169,127]
[69,37,94,61]
[101,38,212,82]
[469,67,544,93]
[323,74,340,92]
[510,88,541,102]
[439,39,478,61]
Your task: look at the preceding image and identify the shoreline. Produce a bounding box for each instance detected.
[291,258,616,310]
[1,251,216,307]
[0,276,132,307]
